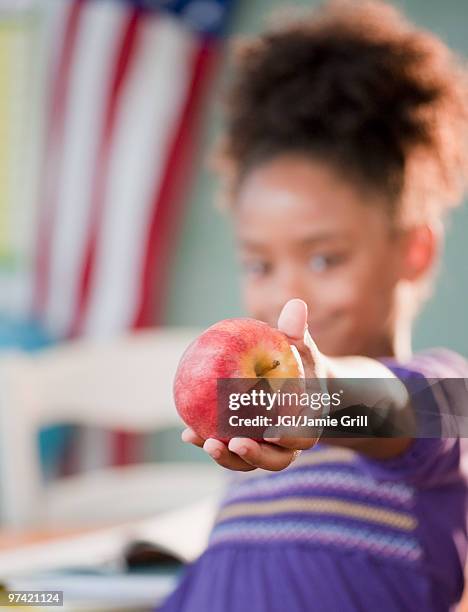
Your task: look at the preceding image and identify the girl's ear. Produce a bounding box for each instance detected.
[401,223,442,281]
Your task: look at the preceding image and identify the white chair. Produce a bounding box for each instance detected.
[0,328,225,528]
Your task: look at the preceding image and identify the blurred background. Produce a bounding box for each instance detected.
[0,0,466,530]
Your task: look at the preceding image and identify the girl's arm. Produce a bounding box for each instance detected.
[278,299,415,459]
[315,353,414,458]
[183,299,415,472]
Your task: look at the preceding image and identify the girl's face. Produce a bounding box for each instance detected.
[234,155,410,358]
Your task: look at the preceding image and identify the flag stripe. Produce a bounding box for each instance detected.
[34,0,83,319]
[46,1,128,337]
[134,37,218,326]
[81,14,196,338]
[70,7,142,337]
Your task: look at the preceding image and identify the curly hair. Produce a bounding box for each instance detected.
[214,0,468,226]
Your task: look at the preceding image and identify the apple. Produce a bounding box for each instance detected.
[173,318,304,441]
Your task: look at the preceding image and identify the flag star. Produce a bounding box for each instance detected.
[181,0,224,32]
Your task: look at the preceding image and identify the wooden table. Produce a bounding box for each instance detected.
[0,527,178,611]
[0,525,108,551]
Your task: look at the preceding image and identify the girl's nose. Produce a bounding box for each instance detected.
[273,266,311,314]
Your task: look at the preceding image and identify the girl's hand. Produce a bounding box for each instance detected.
[181,299,326,472]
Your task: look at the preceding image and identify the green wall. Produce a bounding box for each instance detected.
[165,0,468,356]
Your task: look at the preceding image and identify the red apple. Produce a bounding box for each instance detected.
[173,318,304,441]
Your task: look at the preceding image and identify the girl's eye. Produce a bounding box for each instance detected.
[308,254,343,272]
[242,260,270,277]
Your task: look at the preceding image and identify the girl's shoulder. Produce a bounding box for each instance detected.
[412,347,468,375]
[369,348,468,483]
[384,347,468,379]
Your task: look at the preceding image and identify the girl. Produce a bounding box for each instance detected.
[160,1,468,610]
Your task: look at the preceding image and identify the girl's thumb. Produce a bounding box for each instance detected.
[277,299,308,339]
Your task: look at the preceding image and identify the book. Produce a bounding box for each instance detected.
[0,495,219,610]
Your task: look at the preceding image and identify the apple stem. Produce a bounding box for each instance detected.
[256,360,280,377]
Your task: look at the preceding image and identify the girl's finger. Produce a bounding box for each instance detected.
[277,298,308,340]
[278,299,330,378]
[181,427,205,448]
[263,435,319,450]
[228,437,297,471]
[203,438,257,472]
[277,299,317,375]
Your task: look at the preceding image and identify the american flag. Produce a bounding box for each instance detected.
[23,0,233,470]
[34,0,232,340]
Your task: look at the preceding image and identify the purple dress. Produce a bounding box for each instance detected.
[158,349,468,612]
